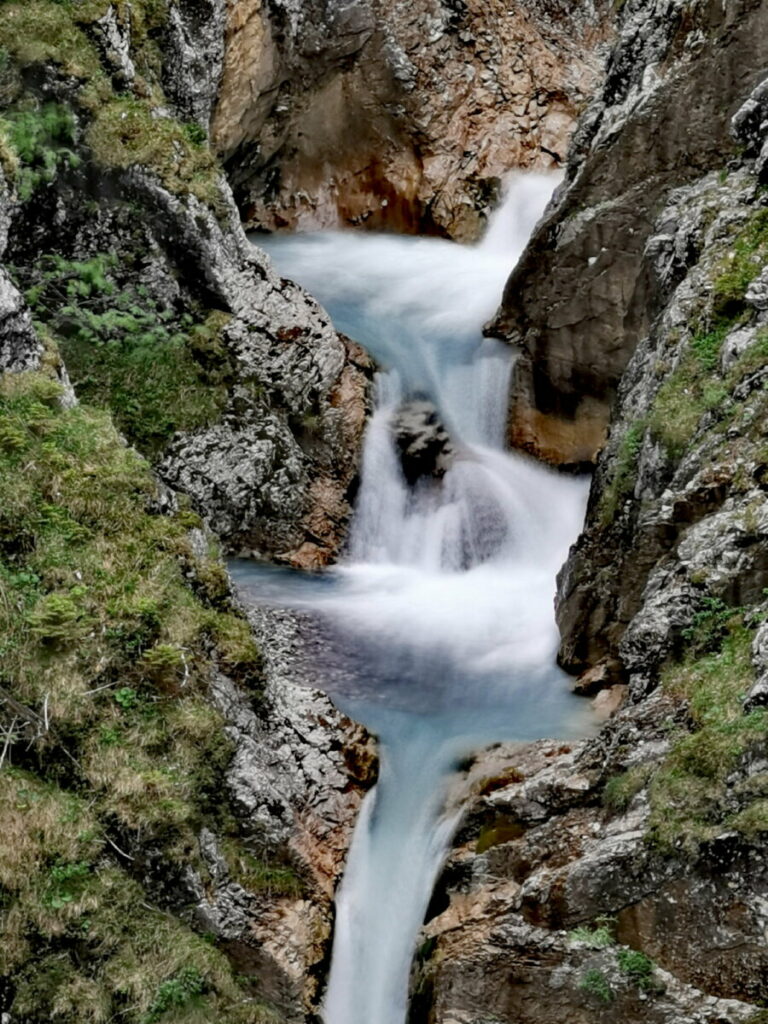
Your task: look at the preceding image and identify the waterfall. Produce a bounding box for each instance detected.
[234,173,595,1024]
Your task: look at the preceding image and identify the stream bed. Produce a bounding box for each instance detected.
[232,174,596,1024]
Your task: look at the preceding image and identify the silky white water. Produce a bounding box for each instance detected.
[233,173,594,1024]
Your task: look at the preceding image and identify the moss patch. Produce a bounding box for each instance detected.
[648,323,731,457]
[19,253,232,455]
[86,97,222,209]
[0,371,280,1023]
[599,419,646,525]
[646,621,768,853]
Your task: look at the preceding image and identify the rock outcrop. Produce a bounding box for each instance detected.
[412,6,768,1022]
[214,0,613,240]
[392,398,455,485]
[488,0,768,466]
[412,711,767,1023]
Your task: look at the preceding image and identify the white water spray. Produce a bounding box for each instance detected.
[235,173,594,1024]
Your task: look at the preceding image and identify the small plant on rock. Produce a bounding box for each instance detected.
[579,968,613,1003]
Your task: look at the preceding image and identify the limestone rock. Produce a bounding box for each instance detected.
[214,0,614,241]
[487,0,768,465]
[0,268,41,373]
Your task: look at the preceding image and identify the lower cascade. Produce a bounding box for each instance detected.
[232,174,596,1024]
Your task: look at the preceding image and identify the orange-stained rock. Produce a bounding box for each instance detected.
[213,0,614,241]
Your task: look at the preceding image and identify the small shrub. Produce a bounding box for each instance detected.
[21,253,231,455]
[569,920,616,949]
[0,103,80,200]
[682,596,740,656]
[143,966,205,1024]
[616,948,656,991]
[579,969,613,1003]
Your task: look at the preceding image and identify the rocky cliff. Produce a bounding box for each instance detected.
[488,0,768,466]
[0,2,376,1021]
[214,0,613,240]
[413,2,768,1021]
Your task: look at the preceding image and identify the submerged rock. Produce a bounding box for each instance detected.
[391,398,455,485]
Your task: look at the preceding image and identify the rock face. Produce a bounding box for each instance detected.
[0,5,376,1020]
[412,714,767,1024]
[392,399,454,485]
[190,608,376,1018]
[413,6,768,1022]
[487,0,768,466]
[214,0,613,240]
[2,21,373,569]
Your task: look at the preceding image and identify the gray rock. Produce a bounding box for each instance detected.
[0,268,41,373]
[163,0,227,129]
[746,265,768,312]
[90,6,135,89]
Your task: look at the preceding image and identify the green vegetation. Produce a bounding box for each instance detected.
[569,919,616,949]
[0,1,223,211]
[579,969,613,1003]
[86,96,223,211]
[647,207,768,458]
[599,419,646,525]
[18,254,231,455]
[616,949,657,991]
[646,617,768,852]
[0,103,80,200]
[0,370,284,1023]
[648,322,730,457]
[602,764,651,812]
[712,208,768,324]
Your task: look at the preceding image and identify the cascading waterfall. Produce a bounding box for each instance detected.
[232,173,595,1024]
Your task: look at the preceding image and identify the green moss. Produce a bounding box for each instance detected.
[602,764,651,812]
[20,254,231,455]
[648,323,731,457]
[0,371,274,1021]
[86,96,223,209]
[0,2,107,82]
[0,1,223,213]
[646,623,768,852]
[223,840,304,899]
[599,419,646,525]
[712,208,768,324]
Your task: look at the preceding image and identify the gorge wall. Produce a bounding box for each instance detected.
[488,0,768,466]
[3,0,768,1023]
[0,2,376,1021]
[214,0,613,240]
[411,2,768,1022]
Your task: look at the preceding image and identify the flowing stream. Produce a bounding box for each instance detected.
[233,174,595,1024]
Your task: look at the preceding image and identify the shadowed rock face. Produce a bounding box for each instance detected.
[212,0,613,241]
[391,399,454,485]
[487,0,768,466]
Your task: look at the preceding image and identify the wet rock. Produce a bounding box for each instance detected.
[391,399,454,485]
[488,0,768,464]
[214,0,613,240]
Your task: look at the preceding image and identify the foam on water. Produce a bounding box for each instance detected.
[234,172,594,1024]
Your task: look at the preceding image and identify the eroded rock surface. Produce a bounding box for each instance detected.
[214,0,613,240]
[392,399,455,484]
[488,0,768,465]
